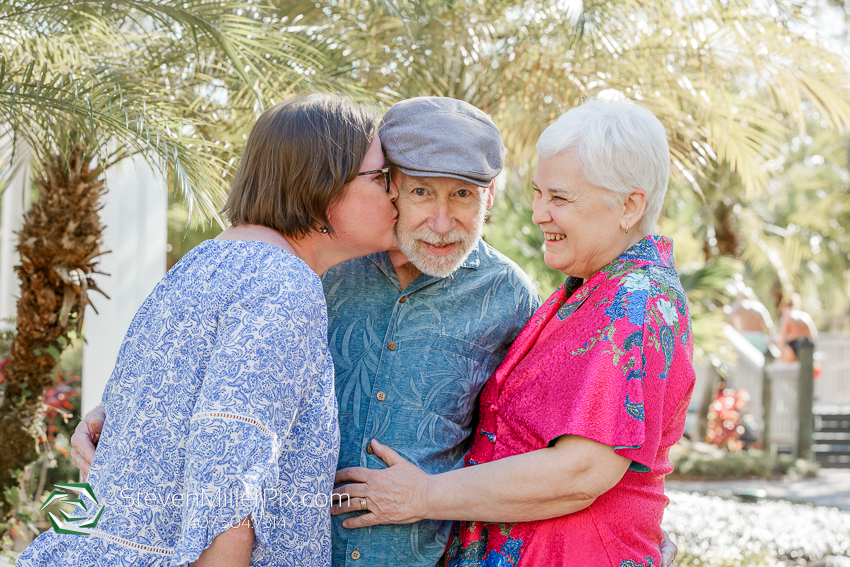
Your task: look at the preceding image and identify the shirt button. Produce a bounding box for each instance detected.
[351,550,361,560]
[387,341,396,351]
[366,444,374,455]
[399,296,406,303]
[376,391,386,401]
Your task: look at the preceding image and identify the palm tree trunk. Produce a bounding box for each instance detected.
[0,147,105,528]
[714,200,741,258]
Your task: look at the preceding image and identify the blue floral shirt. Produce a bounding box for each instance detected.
[322,240,541,567]
[19,240,339,567]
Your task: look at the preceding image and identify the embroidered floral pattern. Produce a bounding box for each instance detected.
[624,272,651,293]
[479,430,497,443]
[444,523,524,567]
[443,235,696,567]
[656,299,677,327]
[625,395,645,422]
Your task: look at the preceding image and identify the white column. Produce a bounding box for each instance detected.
[81,156,167,414]
[0,148,30,328]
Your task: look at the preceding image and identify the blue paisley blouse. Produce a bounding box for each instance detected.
[19,240,339,567]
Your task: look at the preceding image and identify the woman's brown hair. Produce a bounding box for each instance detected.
[223,93,379,238]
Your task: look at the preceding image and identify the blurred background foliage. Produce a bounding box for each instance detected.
[0,325,83,550]
[160,0,850,337]
[4,0,848,333]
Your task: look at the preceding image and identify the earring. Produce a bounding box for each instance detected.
[319,227,329,234]
[624,225,629,234]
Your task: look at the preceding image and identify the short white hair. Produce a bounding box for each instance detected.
[536,98,670,234]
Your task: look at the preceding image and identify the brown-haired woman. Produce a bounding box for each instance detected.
[20,94,398,567]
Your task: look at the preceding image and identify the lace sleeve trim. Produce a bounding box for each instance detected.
[191,411,274,437]
[90,529,174,557]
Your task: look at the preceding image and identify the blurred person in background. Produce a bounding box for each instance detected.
[728,287,779,357]
[778,293,819,363]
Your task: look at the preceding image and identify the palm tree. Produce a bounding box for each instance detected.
[394,0,850,299]
[166,0,850,345]
[676,125,850,330]
[159,0,850,311]
[0,0,346,528]
[287,0,850,288]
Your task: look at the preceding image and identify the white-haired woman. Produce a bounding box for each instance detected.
[329,99,695,567]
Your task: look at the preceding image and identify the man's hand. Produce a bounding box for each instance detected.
[71,403,105,481]
[661,529,678,567]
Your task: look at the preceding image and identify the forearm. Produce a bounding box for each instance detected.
[333,436,631,528]
[417,434,631,523]
[421,448,597,523]
[191,515,254,567]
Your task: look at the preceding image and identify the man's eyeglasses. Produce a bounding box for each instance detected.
[357,167,391,193]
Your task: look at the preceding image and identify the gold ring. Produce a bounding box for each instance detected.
[359,497,367,511]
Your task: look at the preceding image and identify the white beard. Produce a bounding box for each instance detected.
[394,206,485,278]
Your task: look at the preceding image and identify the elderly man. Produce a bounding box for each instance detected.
[322,97,540,566]
[72,97,676,567]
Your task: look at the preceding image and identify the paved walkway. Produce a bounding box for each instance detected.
[667,468,850,511]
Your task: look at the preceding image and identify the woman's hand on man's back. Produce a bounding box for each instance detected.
[71,403,105,481]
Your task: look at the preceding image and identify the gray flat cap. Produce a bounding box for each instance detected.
[379,97,505,187]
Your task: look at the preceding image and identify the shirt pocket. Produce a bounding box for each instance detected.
[431,334,492,361]
[417,334,494,424]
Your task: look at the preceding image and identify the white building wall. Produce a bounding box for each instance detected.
[0,152,29,329]
[81,157,167,414]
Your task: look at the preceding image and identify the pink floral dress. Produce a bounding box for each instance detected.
[442,235,696,567]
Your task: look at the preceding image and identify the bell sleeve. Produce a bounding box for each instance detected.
[613,287,689,471]
[169,279,327,566]
[511,271,685,473]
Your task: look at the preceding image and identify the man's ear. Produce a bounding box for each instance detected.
[485,180,496,210]
[622,188,648,231]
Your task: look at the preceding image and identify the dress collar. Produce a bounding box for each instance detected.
[559,235,675,303]
[617,234,675,268]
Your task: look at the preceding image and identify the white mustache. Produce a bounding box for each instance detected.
[393,204,486,278]
[410,228,465,247]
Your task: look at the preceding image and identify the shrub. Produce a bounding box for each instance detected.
[670,439,819,480]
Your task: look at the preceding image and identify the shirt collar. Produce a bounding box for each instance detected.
[459,241,481,270]
[366,251,400,288]
[562,235,675,301]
